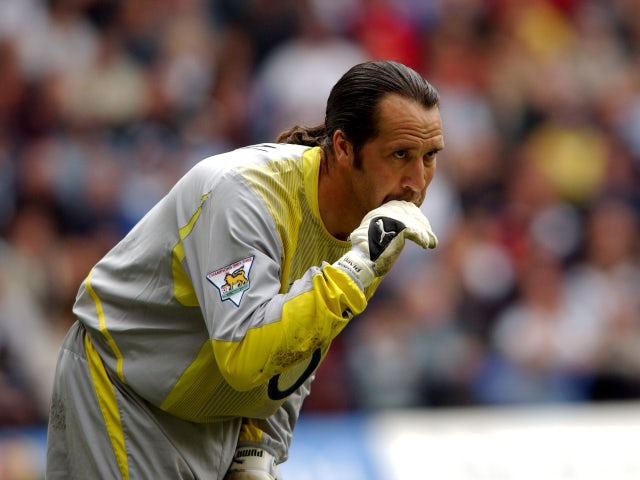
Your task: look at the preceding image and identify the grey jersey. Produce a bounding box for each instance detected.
[74,143,372,423]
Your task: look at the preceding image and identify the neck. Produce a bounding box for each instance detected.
[317,150,358,240]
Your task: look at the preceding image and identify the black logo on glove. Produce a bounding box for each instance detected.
[368,217,406,261]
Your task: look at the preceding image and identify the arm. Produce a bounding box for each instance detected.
[181,165,436,392]
[219,200,438,477]
[182,173,365,391]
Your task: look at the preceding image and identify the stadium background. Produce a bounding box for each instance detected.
[0,0,639,478]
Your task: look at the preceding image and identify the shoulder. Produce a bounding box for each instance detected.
[173,144,314,216]
[190,144,309,178]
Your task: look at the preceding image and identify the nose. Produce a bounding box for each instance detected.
[401,159,429,195]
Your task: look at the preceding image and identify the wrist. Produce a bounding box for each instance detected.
[334,250,375,289]
[226,446,281,480]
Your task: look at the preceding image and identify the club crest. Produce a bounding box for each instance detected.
[207,256,254,306]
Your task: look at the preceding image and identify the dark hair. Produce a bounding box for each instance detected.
[276,60,440,158]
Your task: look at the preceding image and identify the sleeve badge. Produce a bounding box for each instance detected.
[206,256,254,307]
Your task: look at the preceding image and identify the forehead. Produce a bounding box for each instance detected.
[374,93,443,147]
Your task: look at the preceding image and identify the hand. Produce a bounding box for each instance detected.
[224,446,282,480]
[334,200,437,288]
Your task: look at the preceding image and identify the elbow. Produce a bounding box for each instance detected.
[213,340,269,392]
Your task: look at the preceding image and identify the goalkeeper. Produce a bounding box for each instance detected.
[46,60,444,479]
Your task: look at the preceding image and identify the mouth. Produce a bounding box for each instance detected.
[385,192,423,206]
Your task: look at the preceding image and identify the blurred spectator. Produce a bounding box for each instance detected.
[0,39,26,133]
[0,205,64,425]
[349,0,424,71]
[59,25,149,127]
[566,195,640,400]
[249,0,368,141]
[477,251,597,404]
[347,297,426,409]
[212,0,299,70]
[9,0,98,82]
[395,256,484,407]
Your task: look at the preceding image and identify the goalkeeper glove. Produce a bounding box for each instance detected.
[334,200,437,288]
[224,446,282,480]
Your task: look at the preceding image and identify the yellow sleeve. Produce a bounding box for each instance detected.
[212,266,367,392]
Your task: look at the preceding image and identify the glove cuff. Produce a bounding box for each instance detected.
[227,446,281,479]
[334,250,376,289]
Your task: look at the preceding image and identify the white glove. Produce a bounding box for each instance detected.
[224,446,282,480]
[334,200,437,288]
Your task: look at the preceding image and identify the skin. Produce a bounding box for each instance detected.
[318,93,444,240]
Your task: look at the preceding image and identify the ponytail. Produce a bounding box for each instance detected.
[275,124,328,147]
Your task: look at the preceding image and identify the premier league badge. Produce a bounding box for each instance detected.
[207,256,254,307]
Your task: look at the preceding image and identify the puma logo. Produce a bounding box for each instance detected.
[376,218,397,243]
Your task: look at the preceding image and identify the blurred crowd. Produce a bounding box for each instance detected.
[0,0,639,427]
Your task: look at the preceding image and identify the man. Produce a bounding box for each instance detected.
[46,60,444,479]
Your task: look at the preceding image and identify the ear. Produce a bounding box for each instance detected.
[332,130,353,166]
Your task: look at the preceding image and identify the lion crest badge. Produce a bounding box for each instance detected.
[207,256,254,307]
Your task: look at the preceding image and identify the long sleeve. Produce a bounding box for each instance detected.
[178,156,366,391]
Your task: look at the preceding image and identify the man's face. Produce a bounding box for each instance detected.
[348,94,444,216]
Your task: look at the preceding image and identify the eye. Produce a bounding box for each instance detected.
[424,149,439,163]
[392,150,406,159]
